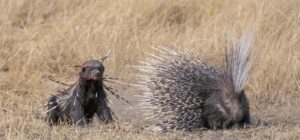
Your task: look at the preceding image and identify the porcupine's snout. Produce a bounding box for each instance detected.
[231,102,244,122]
[90,69,102,80]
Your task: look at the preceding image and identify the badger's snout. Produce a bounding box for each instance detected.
[90,70,102,80]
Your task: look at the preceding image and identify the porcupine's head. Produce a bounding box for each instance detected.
[79,60,105,82]
[202,32,252,129]
[203,82,249,129]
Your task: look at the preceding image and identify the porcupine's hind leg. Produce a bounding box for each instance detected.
[154,117,203,132]
[46,96,61,125]
[153,120,178,132]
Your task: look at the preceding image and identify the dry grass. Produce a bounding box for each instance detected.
[0,0,300,139]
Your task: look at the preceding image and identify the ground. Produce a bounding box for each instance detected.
[0,0,300,139]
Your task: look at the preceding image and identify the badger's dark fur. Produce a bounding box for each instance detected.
[137,33,253,131]
[46,60,113,126]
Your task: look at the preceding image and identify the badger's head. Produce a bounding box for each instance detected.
[79,60,105,82]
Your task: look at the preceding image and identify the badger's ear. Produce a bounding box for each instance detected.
[79,67,86,79]
[81,67,86,72]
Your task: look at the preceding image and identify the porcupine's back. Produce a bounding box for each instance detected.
[137,47,222,131]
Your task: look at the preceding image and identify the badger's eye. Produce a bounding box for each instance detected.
[81,67,86,72]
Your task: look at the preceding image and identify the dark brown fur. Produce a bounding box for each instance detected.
[46,60,113,126]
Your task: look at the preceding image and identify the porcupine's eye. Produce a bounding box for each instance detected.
[98,67,102,72]
[224,100,230,105]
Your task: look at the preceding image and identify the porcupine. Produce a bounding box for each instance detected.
[137,33,253,131]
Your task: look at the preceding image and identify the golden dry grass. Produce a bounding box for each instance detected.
[0,0,300,139]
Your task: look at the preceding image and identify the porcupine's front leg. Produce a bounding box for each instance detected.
[69,96,87,126]
[238,91,251,127]
[238,110,250,127]
[96,100,113,124]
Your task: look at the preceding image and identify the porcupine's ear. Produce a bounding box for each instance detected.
[224,31,253,94]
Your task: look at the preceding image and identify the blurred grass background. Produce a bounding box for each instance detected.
[0,0,300,139]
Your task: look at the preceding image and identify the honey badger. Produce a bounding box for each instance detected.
[46,60,113,125]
